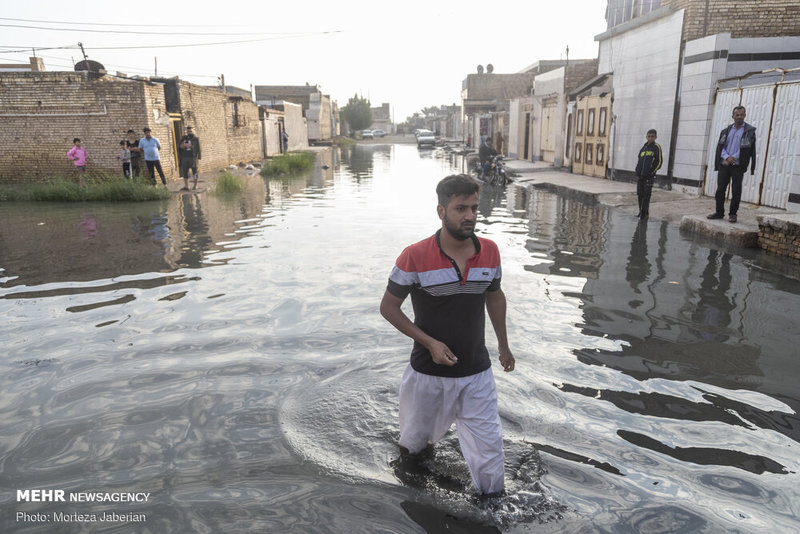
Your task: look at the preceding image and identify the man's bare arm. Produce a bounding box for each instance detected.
[486,288,515,372]
[380,290,457,366]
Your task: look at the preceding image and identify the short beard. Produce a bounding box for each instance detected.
[443,215,473,241]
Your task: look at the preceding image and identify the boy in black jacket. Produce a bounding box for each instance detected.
[635,129,663,220]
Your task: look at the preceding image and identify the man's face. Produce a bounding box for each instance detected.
[439,193,479,240]
[732,108,746,127]
[144,130,152,139]
[187,128,193,137]
[646,133,656,144]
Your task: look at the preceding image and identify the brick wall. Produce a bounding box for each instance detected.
[666,0,800,41]
[758,215,800,260]
[224,96,262,164]
[0,73,263,183]
[0,72,156,182]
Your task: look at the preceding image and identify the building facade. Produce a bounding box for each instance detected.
[596,0,800,211]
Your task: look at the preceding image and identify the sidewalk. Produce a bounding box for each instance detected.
[504,159,792,250]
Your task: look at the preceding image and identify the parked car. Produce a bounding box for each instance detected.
[361,130,373,139]
[372,129,387,138]
[416,129,435,147]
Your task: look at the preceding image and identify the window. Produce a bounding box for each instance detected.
[576,110,584,135]
[585,144,593,165]
[596,144,605,165]
[587,109,595,136]
[565,114,572,158]
[231,102,240,127]
[599,108,608,136]
[575,143,582,163]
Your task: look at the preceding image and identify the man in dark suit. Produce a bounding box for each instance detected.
[707,106,756,223]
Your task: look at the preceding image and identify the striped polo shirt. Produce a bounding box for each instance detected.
[387,229,502,377]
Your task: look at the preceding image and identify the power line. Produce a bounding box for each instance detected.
[0,22,319,37]
[0,16,263,28]
[0,31,341,52]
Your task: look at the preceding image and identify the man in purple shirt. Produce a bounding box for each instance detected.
[707,106,756,223]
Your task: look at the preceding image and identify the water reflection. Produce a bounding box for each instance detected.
[2,145,800,532]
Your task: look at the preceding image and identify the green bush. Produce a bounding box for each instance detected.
[260,152,316,176]
[214,171,244,196]
[0,176,170,202]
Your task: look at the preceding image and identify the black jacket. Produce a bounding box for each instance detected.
[179,134,201,160]
[479,144,497,163]
[635,142,662,179]
[714,122,756,174]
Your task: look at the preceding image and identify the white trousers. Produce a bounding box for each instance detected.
[398,364,505,494]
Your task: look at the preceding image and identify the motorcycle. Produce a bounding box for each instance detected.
[489,155,507,186]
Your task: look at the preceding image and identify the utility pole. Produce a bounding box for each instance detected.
[154,57,158,76]
[78,42,88,64]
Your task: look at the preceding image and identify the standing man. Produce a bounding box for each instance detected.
[125,129,143,178]
[178,126,202,191]
[281,130,289,153]
[478,138,497,179]
[380,174,515,496]
[634,129,662,220]
[139,127,167,186]
[707,106,756,223]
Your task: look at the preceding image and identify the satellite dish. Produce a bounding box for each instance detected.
[75,60,105,72]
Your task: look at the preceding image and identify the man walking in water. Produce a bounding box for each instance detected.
[380,174,515,496]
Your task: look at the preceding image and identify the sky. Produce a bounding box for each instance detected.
[0,0,608,122]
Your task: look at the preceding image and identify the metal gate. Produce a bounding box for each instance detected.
[705,81,800,209]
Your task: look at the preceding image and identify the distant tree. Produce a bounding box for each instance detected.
[342,94,372,135]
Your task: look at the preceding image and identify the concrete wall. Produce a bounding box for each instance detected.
[283,102,309,151]
[598,9,684,181]
[671,33,731,193]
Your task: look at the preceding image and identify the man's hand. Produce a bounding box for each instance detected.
[499,348,515,372]
[427,340,458,366]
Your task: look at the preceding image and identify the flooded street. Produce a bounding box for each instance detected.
[2,144,799,533]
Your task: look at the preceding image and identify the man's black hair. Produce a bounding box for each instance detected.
[119,140,126,146]
[436,174,479,207]
[647,129,657,136]
[732,105,746,114]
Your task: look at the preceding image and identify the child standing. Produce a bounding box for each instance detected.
[67,138,88,185]
[634,129,663,220]
[118,140,132,178]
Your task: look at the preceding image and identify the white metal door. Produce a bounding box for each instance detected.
[762,83,800,209]
[706,83,799,209]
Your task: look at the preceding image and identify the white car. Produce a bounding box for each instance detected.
[416,129,435,147]
[372,129,387,138]
[361,130,373,139]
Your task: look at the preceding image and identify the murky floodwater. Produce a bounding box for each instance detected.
[2,144,799,533]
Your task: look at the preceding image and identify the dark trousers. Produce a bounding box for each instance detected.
[131,158,142,178]
[122,162,131,178]
[145,160,166,185]
[179,158,198,179]
[637,176,654,217]
[714,164,745,216]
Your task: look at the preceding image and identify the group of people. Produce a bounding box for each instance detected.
[634,105,755,223]
[67,126,202,189]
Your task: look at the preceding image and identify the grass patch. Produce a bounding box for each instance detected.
[333,136,356,147]
[260,152,316,176]
[213,171,244,196]
[0,176,170,202]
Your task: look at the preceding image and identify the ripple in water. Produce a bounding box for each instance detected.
[279,361,567,528]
